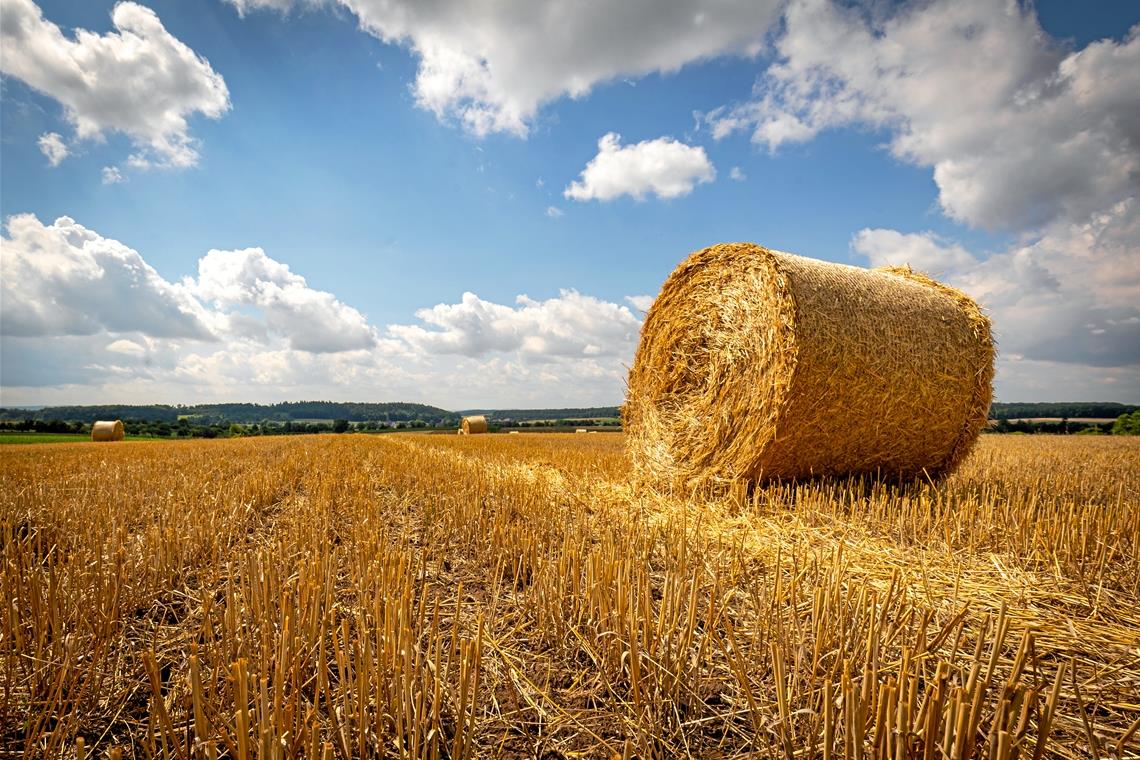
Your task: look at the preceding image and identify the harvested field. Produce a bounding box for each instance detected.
[2,434,1138,758]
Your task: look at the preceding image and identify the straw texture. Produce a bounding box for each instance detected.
[624,243,994,488]
[460,415,488,435]
[91,420,125,442]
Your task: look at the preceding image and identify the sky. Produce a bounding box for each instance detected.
[1,0,1138,409]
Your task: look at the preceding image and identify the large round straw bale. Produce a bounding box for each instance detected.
[624,243,994,488]
[460,415,488,435]
[91,420,125,442]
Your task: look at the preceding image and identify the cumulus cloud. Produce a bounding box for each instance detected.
[388,290,641,359]
[852,229,978,274]
[1,0,230,168]
[106,338,147,357]
[728,166,746,181]
[225,0,781,136]
[2,214,645,406]
[545,206,564,218]
[0,214,382,355]
[226,0,305,15]
[564,133,716,202]
[101,166,123,185]
[707,0,1140,231]
[37,132,68,166]
[0,214,214,340]
[191,247,378,353]
[625,294,655,312]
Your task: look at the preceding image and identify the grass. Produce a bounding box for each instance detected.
[0,432,90,444]
[0,432,181,445]
[1,433,1137,758]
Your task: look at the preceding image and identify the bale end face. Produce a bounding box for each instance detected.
[624,243,994,489]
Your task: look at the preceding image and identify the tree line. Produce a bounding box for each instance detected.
[988,401,1137,420]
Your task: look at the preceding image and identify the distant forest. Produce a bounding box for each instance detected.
[459,407,620,422]
[0,401,458,425]
[2,401,1132,424]
[2,402,1137,439]
[987,402,1137,420]
[0,402,624,439]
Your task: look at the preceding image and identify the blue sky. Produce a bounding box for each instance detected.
[2,0,1139,407]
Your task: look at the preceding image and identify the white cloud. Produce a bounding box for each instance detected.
[101,166,123,185]
[388,290,641,360]
[0,214,214,340]
[191,247,378,353]
[37,132,68,166]
[1,0,230,168]
[2,214,645,407]
[226,0,305,15]
[728,166,746,181]
[564,132,716,202]
[0,214,379,355]
[852,229,977,274]
[106,338,147,357]
[625,294,655,312]
[545,205,564,218]
[225,0,781,137]
[707,0,1140,231]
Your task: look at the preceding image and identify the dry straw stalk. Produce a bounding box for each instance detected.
[624,242,994,488]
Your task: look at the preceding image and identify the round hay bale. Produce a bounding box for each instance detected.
[91,420,125,442]
[460,415,488,435]
[575,428,589,434]
[624,243,994,488]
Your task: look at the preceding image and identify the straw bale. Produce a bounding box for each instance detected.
[460,415,488,435]
[91,420,125,442]
[624,242,994,488]
[575,428,589,434]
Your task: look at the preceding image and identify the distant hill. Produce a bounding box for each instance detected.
[989,402,1137,420]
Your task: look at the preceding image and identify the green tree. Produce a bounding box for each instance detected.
[333,419,350,433]
[1112,411,1140,435]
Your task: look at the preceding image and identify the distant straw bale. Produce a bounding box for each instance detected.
[91,420,125,442]
[460,415,488,435]
[575,428,589,434]
[624,243,994,488]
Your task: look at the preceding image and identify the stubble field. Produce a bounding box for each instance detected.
[1,433,1138,758]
